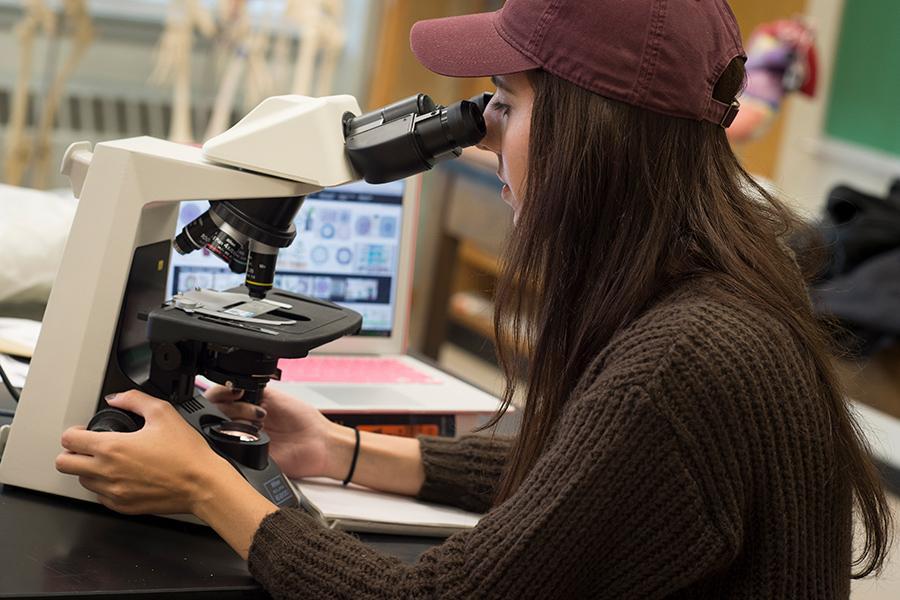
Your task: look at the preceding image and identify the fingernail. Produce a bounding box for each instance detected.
[105,393,119,402]
[255,407,266,419]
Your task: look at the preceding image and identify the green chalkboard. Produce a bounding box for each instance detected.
[824,0,900,157]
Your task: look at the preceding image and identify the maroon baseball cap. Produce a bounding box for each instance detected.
[410,0,747,127]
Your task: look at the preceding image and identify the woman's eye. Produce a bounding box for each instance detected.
[490,101,511,117]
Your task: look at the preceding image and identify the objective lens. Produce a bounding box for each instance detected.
[173,211,218,255]
[208,230,249,273]
[174,208,250,274]
[245,243,278,299]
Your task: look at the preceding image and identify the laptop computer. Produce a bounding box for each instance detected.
[169,176,502,432]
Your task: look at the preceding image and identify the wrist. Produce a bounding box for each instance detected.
[190,457,279,561]
[323,422,357,481]
[190,455,246,519]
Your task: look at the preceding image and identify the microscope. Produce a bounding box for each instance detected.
[0,92,488,511]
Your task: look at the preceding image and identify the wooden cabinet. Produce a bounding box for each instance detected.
[365,0,499,109]
[417,149,509,360]
[447,241,501,343]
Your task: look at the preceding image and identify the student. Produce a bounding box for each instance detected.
[56,0,892,597]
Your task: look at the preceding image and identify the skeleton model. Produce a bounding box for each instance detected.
[242,8,275,109]
[4,0,55,186]
[285,0,345,97]
[30,0,94,189]
[310,0,345,97]
[4,0,93,188]
[151,0,216,143]
[204,0,275,140]
[205,0,346,141]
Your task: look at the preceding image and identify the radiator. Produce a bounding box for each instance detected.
[0,85,240,189]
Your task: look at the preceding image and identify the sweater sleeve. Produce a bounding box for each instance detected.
[415,434,512,512]
[248,384,742,599]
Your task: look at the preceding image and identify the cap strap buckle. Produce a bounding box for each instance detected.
[720,100,741,128]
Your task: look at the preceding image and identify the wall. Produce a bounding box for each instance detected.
[775,0,900,216]
[729,0,807,180]
[365,0,497,108]
[0,0,380,189]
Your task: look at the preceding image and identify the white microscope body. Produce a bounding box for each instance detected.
[0,95,362,504]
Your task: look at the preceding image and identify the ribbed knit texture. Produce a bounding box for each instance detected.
[417,434,511,513]
[248,280,853,599]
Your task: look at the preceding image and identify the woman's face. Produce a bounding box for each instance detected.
[479,72,533,223]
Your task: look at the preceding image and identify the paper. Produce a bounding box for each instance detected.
[0,318,41,358]
[0,354,29,388]
[295,477,481,535]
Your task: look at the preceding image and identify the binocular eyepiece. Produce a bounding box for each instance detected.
[174,92,490,298]
[344,93,489,184]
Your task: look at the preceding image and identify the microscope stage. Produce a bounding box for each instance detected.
[148,287,362,358]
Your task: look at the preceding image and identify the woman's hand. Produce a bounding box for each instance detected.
[205,384,345,480]
[55,390,244,515]
[208,384,427,496]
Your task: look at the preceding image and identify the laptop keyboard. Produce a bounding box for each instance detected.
[279,356,441,384]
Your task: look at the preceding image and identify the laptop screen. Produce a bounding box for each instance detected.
[167,179,406,337]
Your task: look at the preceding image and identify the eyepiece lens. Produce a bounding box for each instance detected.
[445,100,486,147]
[343,94,488,184]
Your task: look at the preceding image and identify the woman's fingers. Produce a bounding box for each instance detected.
[217,400,266,422]
[205,385,245,404]
[205,385,266,421]
[60,427,101,456]
[55,451,99,476]
[106,389,170,418]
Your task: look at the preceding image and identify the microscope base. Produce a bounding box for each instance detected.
[175,396,299,509]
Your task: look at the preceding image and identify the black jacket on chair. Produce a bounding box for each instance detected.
[810,180,900,356]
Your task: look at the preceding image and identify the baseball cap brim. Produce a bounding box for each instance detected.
[410,11,539,77]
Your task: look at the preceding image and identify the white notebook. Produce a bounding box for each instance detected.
[0,318,40,358]
[293,477,482,537]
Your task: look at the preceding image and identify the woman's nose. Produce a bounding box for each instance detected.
[477,110,500,153]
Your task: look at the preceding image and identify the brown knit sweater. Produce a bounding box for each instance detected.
[248,280,853,599]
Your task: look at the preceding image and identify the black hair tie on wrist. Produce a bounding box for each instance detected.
[342,427,361,486]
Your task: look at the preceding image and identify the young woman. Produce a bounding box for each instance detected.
[56,1,892,597]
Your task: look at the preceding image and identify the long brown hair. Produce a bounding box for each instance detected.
[485,64,892,577]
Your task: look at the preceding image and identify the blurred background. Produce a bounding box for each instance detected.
[0,1,898,595]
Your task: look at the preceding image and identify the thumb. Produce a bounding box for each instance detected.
[106,390,168,418]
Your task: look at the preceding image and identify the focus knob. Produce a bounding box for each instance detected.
[87,408,144,433]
